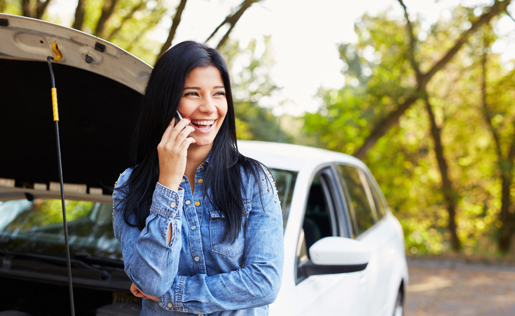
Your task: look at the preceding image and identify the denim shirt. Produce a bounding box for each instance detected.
[112,157,284,315]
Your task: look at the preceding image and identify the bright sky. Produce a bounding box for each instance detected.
[50,0,515,116]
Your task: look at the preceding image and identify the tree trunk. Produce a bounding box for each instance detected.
[479,34,515,253]
[498,153,515,253]
[94,0,120,38]
[72,0,86,30]
[424,95,461,251]
[35,0,52,19]
[353,0,511,160]
[21,0,33,17]
[0,0,7,12]
[157,0,188,58]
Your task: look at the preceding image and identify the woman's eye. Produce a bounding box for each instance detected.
[215,91,225,96]
[184,92,198,96]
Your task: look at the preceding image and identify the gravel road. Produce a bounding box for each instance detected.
[405,258,515,315]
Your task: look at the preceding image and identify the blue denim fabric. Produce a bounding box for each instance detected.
[112,158,284,315]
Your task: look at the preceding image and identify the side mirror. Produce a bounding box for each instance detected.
[301,237,371,277]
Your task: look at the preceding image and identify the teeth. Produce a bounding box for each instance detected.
[193,120,214,126]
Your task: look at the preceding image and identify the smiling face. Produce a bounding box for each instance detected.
[178,65,228,151]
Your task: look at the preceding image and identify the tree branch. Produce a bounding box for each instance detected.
[422,0,510,86]
[216,0,260,49]
[204,0,260,49]
[354,95,419,159]
[95,0,120,38]
[106,0,146,41]
[353,0,511,160]
[205,16,229,44]
[157,0,188,58]
[72,0,86,30]
[398,0,421,78]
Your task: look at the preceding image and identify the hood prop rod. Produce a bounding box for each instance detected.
[47,42,76,316]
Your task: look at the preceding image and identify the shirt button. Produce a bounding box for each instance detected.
[195,201,200,206]
[185,200,191,205]
[200,165,205,170]
[198,179,203,184]
[167,302,173,308]
[191,225,196,230]
[170,202,177,208]
[181,178,185,183]
[194,256,200,262]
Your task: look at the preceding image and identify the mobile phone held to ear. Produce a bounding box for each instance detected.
[174,111,183,126]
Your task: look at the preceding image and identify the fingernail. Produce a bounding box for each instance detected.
[186,118,191,121]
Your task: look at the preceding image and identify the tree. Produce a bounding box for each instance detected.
[478,29,515,253]
[303,2,515,255]
[353,0,512,160]
[398,0,461,251]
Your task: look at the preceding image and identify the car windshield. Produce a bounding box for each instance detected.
[0,169,297,260]
[0,198,121,259]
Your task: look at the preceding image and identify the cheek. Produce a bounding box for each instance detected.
[217,102,229,119]
[178,100,195,117]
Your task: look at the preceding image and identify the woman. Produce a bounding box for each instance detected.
[112,41,284,315]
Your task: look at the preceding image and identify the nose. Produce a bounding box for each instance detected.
[198,95,217,114]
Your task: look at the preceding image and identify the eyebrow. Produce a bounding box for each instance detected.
[183,86,225,90]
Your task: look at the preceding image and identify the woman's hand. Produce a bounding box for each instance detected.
[157,117,196,191]
[130,283,158,302]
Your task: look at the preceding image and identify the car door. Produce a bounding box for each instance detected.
[336,164,397,316]
[294,167,365,315]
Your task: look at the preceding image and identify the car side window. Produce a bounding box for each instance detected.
[367,177,385,219]
[337,165,376,236]
[296,171,338,283]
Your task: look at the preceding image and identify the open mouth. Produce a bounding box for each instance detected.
[191,120,216,132]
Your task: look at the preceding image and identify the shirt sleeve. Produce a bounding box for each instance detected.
[112,168,184,297]
[158,166,284,313]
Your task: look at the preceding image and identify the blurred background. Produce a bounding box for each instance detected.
[2,0,515,305]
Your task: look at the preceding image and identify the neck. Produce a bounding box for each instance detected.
[187,143,212,169]
[185,143,212,191]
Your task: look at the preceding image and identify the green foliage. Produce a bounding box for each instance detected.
[219,37,293,143]
[303,5,515,255]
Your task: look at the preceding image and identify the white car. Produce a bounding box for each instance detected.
[239,141,408,316]
[0,14,407,316]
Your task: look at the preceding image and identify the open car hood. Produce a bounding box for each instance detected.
[0,14,152,196]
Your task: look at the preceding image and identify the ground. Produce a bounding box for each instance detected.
[405,257,515,315]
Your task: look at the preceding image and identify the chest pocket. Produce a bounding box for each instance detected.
[209,199,251,257]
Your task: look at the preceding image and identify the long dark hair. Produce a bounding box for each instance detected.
[122,41,262,242]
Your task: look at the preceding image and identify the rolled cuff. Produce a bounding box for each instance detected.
[158,275,187,312]
[150,182,184,217]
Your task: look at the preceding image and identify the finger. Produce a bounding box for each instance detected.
[178,135,197,152]
[130,285,139,296]
[159,118,176,146]
[173,126,196,151]
[163,118,190,148]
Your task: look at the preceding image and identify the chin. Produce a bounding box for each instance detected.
[191,136,215,148]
